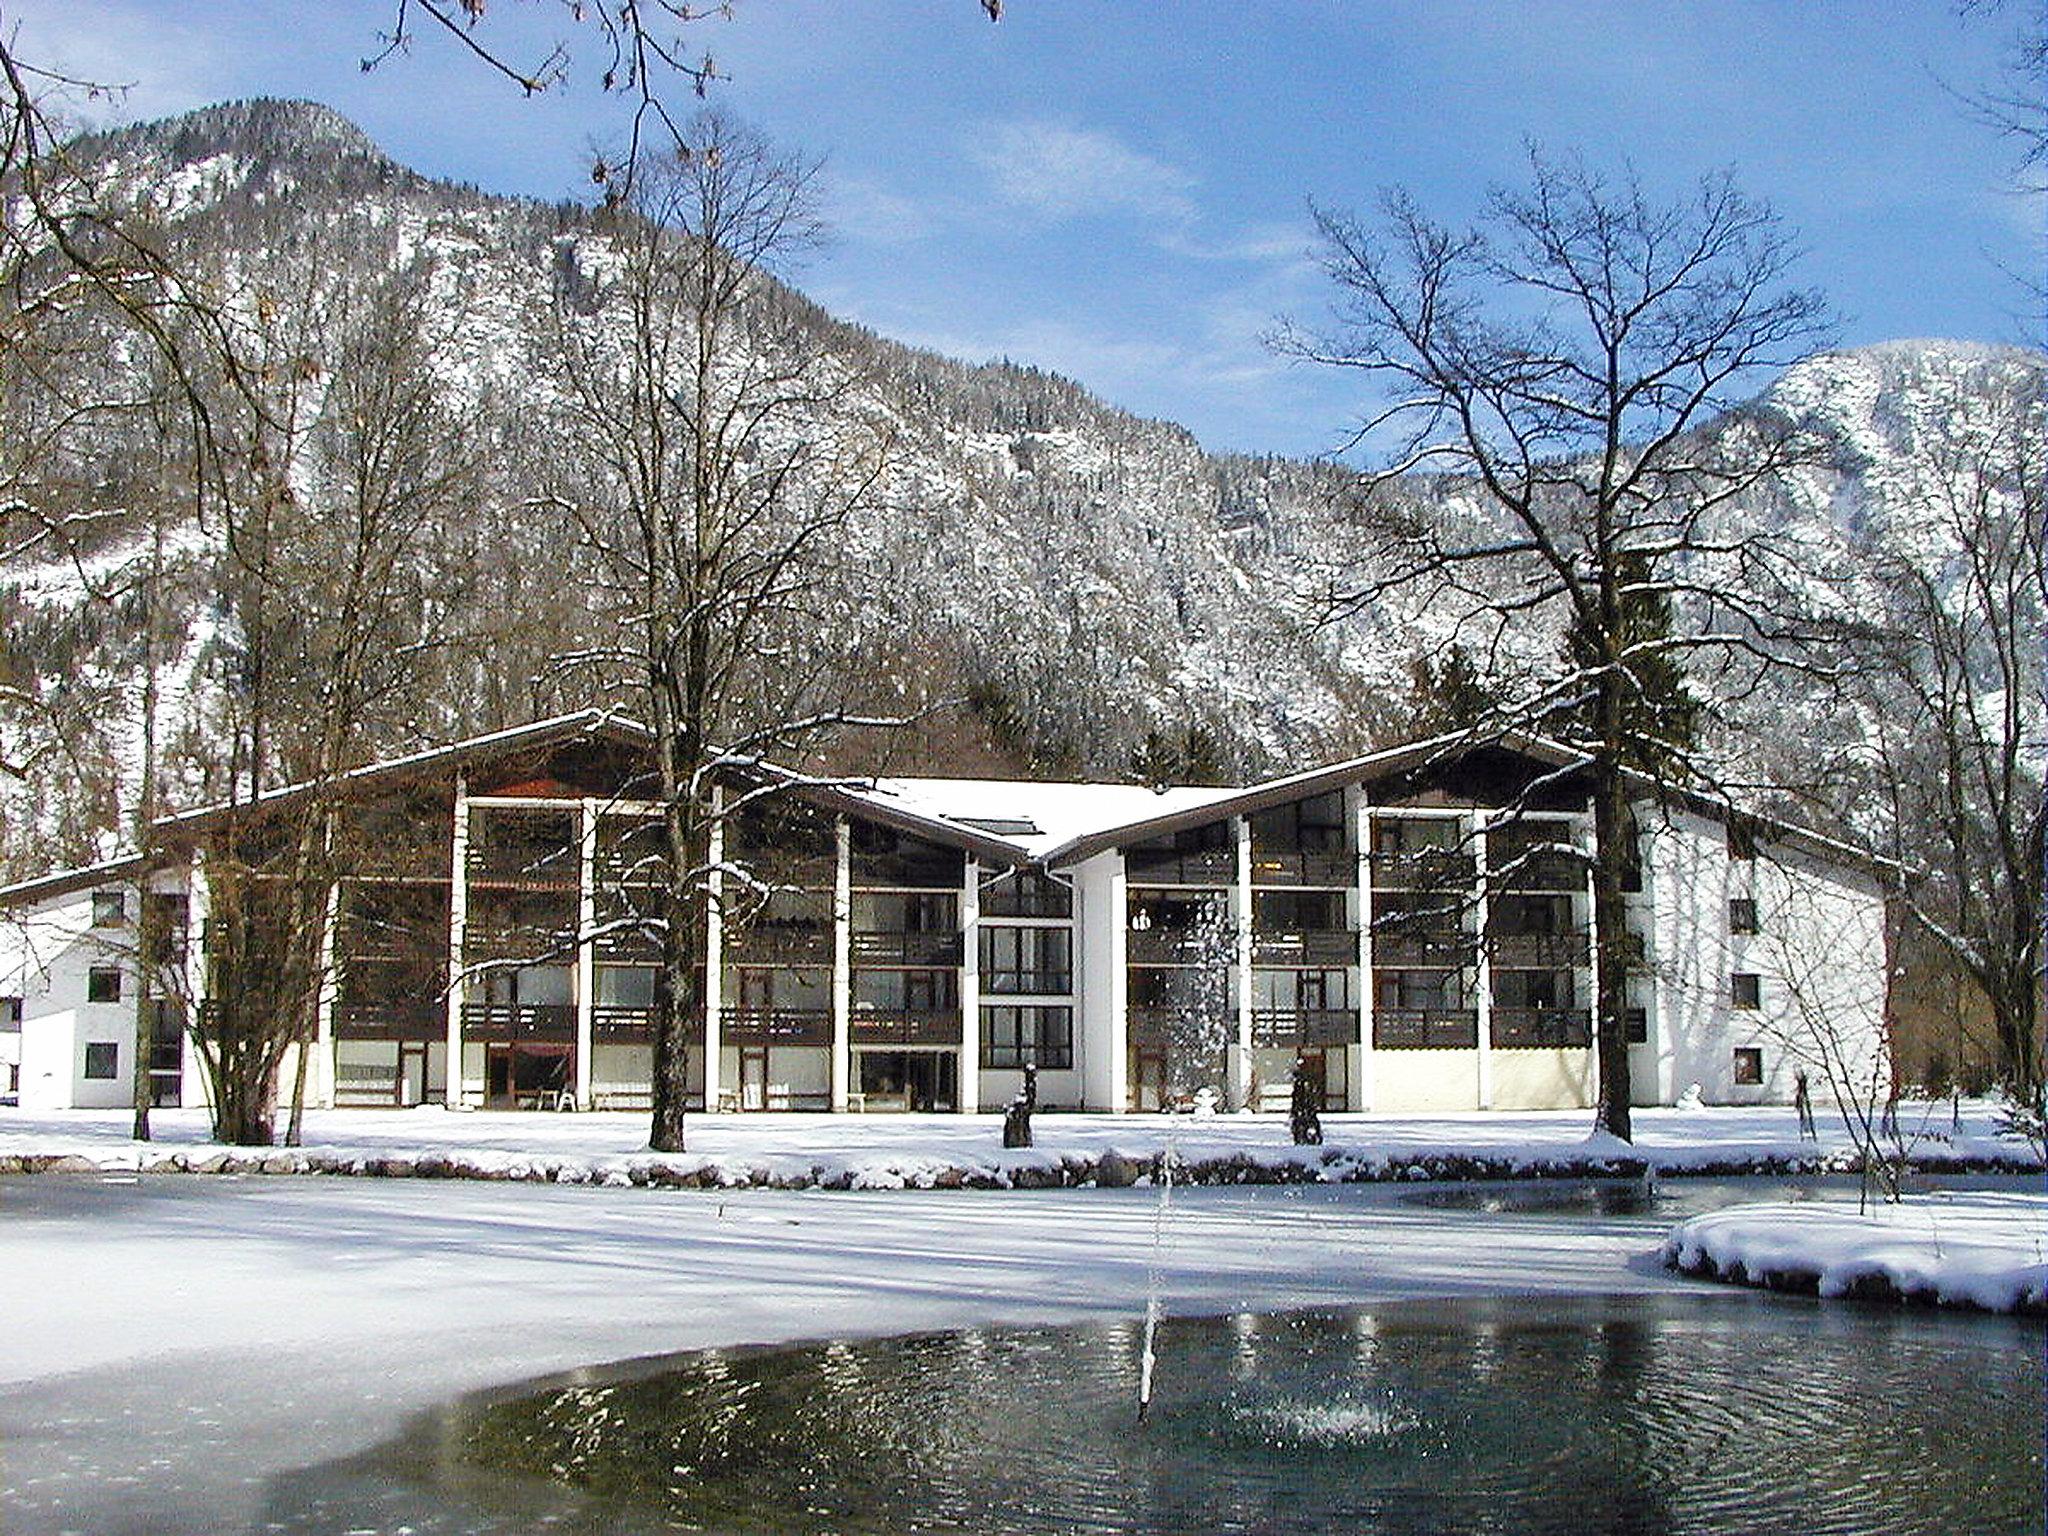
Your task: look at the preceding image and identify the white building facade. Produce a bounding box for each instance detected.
[0,715,1891,1117]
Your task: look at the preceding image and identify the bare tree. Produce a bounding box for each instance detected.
[361,0,1002,193]
[1290,150,1833,1140]
[188,266,482,1145]
[538,111,892,1152]
[1838,369,2044,1107]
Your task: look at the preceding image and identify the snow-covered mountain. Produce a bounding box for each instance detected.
[0,99,2039,878]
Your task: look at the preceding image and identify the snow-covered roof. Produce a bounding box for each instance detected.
[858,778,1247,863]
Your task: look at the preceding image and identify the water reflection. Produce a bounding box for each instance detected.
[261,1295,2045,1535]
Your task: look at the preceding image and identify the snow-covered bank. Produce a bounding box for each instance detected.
[1663,1193,2048,1315]
[0,1100,2038,1189]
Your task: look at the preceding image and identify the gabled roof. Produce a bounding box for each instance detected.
[1,715,1889,907]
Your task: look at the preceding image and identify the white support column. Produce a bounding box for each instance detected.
[702,795,725,1112]
[1231,815,1254,1111]
[830,815,852,1111]
[445,775,470,1109]
[1472,810,1493,1111]
[575,799,597,1109]
[958,856,980,1113]
[313,879,340,1110]
[1584,811,1604,1098]
[1355,792,1375,1113]
[182,856,212,1113]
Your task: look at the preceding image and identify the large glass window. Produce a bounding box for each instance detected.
[1252,968,1348,1011]
[595,965,657,1009]
[1253,889,1346,931]
[1376,970,1463,1010]
[854,968,958,1012]
[1493,969,1573,1009]
[980,870,1072,918]
[852,890,958,934]
[981,1005,1074,1069]
[979,927,1071,995]
[1251,791,1348,853]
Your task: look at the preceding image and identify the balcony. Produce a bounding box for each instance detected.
[460,1002,576,1041]
[1485,931,1592,967]
[333,1002,444,1041]
[1371,1008,1479,1049]
[850,1008,963,1047]
[1127,927,1233,965]
[1251,927,1358,966]
[1247,850,1356,888]
[849,930,963,966]
[1250,1009,1359,1049]
[723,1007,832,1047]
[1124,848,1236,886]
[1371,929,1476,968]
[1370,851,1477,891]
[593,1005,657,1043]
[1489,1008,1594,1049]
[463,925,578,963]
[726,923,833,965]
[1492,851,1586,893]
[464,842,579,889]
[1126,1006,1234,1047]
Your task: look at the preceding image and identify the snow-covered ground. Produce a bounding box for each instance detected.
[1664,1192,2047,1314]
[0,1099,2036,1187]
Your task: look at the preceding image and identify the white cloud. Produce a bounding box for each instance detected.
[825,174,941,246]
[973,120,1196,223]
[5,0,227,127]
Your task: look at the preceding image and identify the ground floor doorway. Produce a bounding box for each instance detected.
[855,1049,957,1112]
[485,1042,574,1110]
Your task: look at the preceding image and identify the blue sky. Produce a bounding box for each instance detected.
[15,1,2042,458]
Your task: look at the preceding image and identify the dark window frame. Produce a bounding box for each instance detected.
[92,889,126,927]
[1731,972,1762,1010]
[83,1040,119,1079]
[87,966,123,1004]
[1728,897,1759,935]
[1732,1046,1764,1085]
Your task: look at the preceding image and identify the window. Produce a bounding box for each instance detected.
[92,889,127,926]
[980,870,1072,919]
[1731,972,1761,1010]
[87,967,123,1004]
[1624,1006,1648,1044]
[1732,1046,1764,1085]
[853,968,958,1013]
[1728,897,1758,935]
[1727,819,1758,862]
[0,996,19,1033]
[1251,791,1348,854]
[981,1005,1073,1069]
[595,965,657,1009]
[1377,969,1462,1011]
[1493,968,1573,1010]
[979,927,1071,995]
[83,1041,119,1079]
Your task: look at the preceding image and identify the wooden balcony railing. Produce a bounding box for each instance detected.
[850,1008,963,1047]
[1126,1006,1234,1047]
[1126,928,1234,965]
[1484,931,1592,967]
[592,1005,656,1043]
[725,924,833,965]
[333,1002,445,1041]
[1370,851,1477,891]
[722,1007,832,1046]
[465,843,579,887]
[463,925,578,963]
[1371,1008,1479,1049]
[1251,928,1358,965]
[1124,848,1237,886]
[1370,930,1477,967]
[1492,852,1587,892]
[1250,1009,1360,1049]
[459,1002,576,1041]
[849,930,963,966]
[1489,1009,1594,1049]
[1247,850,1356,887]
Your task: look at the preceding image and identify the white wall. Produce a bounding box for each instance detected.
[1072,851,1126,1112]
[1643,808,1888,1107]
[2,884,143,1110]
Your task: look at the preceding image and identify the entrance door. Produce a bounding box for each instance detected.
[740,1046,769,1110]
[1132,1049,1167,1112]
[399,1042,429,1107]
[485,1043,573,1109]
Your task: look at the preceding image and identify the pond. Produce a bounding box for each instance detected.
[263,1293,2043,1535]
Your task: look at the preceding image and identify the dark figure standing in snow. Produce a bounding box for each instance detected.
[1289,1056,1323,1146]
[1003,1063,1039,1149]
[1794,1069,1817,1141]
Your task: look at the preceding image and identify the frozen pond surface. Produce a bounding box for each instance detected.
[2,1173,2040,1535]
